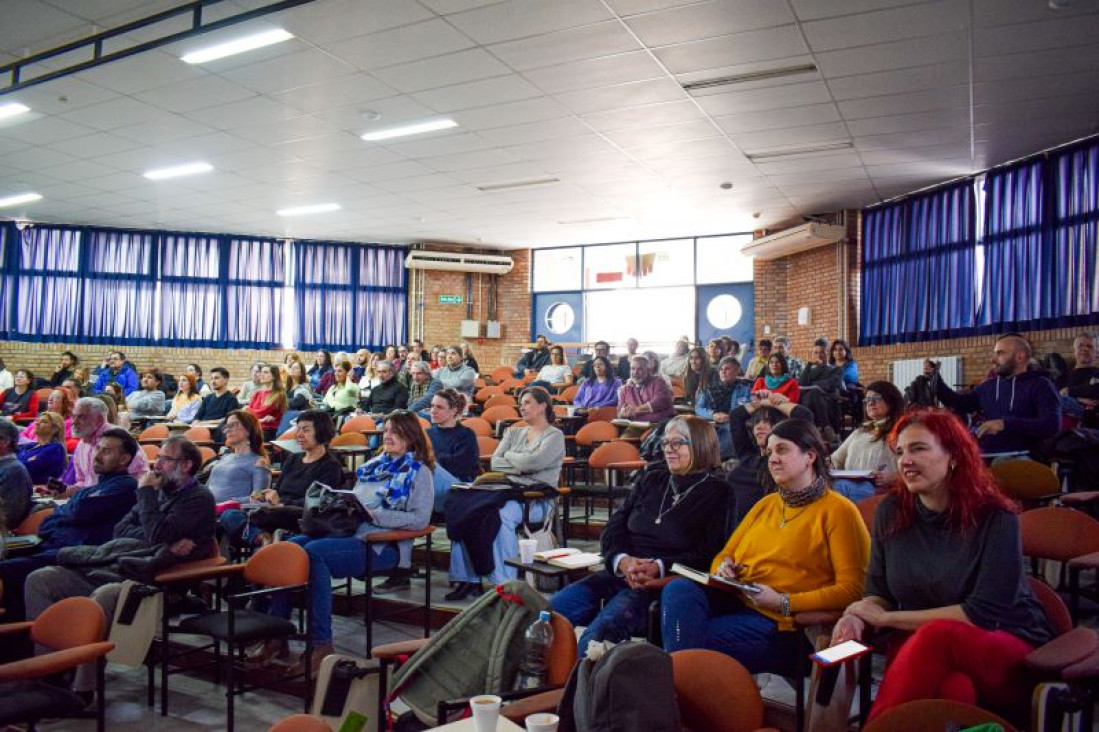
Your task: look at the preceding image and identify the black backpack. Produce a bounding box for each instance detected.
[557,641,681,732]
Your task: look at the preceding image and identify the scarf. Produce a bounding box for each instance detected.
[355,451,421,511]
[764,373,791,391]
[777,474,828,508]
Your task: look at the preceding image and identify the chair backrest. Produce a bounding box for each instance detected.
[588,440,641,469]
[670,649,763,732]
[862,699,1017,732]
[330,432,368,447]
[483,393,518,410]
[245,541,310,588]
[35,387,53,407]
[1028,576,1073,637]
[138,424,170,442]
[269,714,332,732]
[498,377,524,392]
[481,405,520,426]
[460,416,493,437]
[418,416,431,431]
[547,612,578,686]
[855,493,887,534]
[142,443,160,461]
[198,446,218,465]
[276,427,298,441]
[15,507,55,536]
[32,596,108,650]
[341,414,377,434]
[992,460,1060,501]
[474,385,503,404]
[575,421,618,447]
[477,435,499,459]
[585,406,618,423]
[1020,506,1099,562]
[489,366,513,384]
[183,425,212,443]
[474,378,486,389]
[556,385,579,404]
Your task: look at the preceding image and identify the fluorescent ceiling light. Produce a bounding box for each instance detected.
[276,202,341,217]
[361,119,458,141]
[745,140,853,162]
[143,161,213,180]
[477,177,561,192]
[0,192,42,208]
[181,29,294,64]
[0,102,31,120]
[682,63,818,91]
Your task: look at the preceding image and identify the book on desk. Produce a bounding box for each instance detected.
[532,547,603,569]
[670,563,763,594]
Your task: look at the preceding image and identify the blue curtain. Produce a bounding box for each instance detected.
[0,222,12,339]
[1051,141,1099,323]
[14,227,83,341]
[82,230,158,344]
[225,236,284,348]
[294,241,406,351]
[159,234,222,347]
[860,181,976,345]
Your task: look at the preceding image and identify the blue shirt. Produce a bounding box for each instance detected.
[38,471,138,549]
[17,441,66,484]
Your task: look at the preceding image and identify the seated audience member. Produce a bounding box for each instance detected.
[384,345,399,363]
[248,364,288,440]
[1,369,39,420]
[705,339,726,368]
[0,420,33,529]
[436,346,477,397]
[350,349,370,383]
[694,356,750,457]
[617,337,639,381]
[429,346,443,371]
[935,334,1060,455]
[193,367,237,425]
[750,353,801,404]
[17,411,67,484]
[831,381,904,502]
[551,417,728,652]
[661,419,870,674]
[237,362,265,406]
[830,409,1052,721]
[24,436,216,697]
[683,347,717,406]
[21,389,75,445]
[580,341,612,381]
[1059,332,1098,419]
[206,411,270,503]
[127,369,167,419]
[61,398,149,491]
[280,358,315,435]
[799,339,845,441]
[425,389,480,513]
[50,351,78,388]
[905,359,942,408]
[407,361,442,414]
[446,388,564,599]
[167,372,202,423]
[726,396,813,528]
[308,349,335,394]
[322,360,360,415]
[531,345,574,393]
[660,338,691,381]
[515,334,552,378]
[723,337,741,362]
[185,363,210,397]
[460,342,480,375]
[830,339,859,387]
[618,355,676,424]
[71,367,93,397]
[0,357,12,391]
[744,339,772,381]
[774,337,804,381]
[362,360,409,413]
[93,351,138,396]
[0,427,138,621]
[574,355,621,408]
[263,412,433,672]
[97,387,129,430]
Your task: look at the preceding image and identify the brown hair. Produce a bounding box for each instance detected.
[47,388,73,418]
[177,373,199,396]
[260,365,288,411]
[385,411,435,469]
[664,415,721,473]
[225,410,268,460]
[518,386,555,425]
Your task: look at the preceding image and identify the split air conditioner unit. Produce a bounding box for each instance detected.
[404,250,514,275]
[741,222,846,260]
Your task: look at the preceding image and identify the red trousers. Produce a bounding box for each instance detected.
[869,619,1035,721]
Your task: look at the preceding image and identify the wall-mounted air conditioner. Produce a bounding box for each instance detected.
[741,222,846,260]
[404,250,514,274]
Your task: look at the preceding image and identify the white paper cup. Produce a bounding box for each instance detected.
[518,538,538,564]
[470,694,502,732]
[525,712,560,732]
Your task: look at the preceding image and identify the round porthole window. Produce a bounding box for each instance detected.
[706,294,742,330]
[544,302,575,334]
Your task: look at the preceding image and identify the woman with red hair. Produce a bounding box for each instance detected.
[831,408,1052,719]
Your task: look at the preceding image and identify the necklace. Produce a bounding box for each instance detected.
[777,474,827,528]
[654,474,709,525]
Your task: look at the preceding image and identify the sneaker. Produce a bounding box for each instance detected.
[373,570,412,595]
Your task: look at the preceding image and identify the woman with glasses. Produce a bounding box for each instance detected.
[206,411,270,503]
[426,389,480,512]
[830,380,905,503]
[550,416,729,652]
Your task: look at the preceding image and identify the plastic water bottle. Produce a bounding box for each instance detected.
[515,610,554,690]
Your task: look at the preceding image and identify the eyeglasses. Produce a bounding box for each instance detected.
[659,438,692,451]
[864,396,884,405]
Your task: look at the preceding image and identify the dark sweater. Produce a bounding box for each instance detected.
[38,471,137,550]
[194,391,238,422]
[866,495,1052,646]
[1058,366,1099,391]
[277,451,345,506]
[364,379,408,413]
[17,442,66,484]
[799,363,843,392]
[114,478,216,562]
[935,370,1061,453]
[427,424,480,481]
[517,348,551,373]
[600,467,728,575]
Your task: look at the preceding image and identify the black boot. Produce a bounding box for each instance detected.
[444,582,483,602]
[373,568,412,595]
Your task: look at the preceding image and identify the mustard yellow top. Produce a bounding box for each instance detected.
[709,489,870,629]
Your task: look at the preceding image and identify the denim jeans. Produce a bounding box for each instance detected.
[268,534,398,643]
[550,570,653,653]
[660,578,798,674]
[831,479,876,504]
[432,463,460,513]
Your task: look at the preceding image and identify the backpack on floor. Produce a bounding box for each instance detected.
[311,654,381,732]
[557,640,681,732]
[389,580,549,726]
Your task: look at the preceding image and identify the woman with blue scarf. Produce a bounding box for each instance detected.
[265,411,433,672]
[750,352,801,404]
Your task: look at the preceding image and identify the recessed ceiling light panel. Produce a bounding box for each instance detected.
[181,29,294,64]
[682,63,818,92]
[361,119,458,141]
[477,177,561,192]
[0,192,42,208]
[143,161,214,180]
[276,202,341,217]
[745,140,853,161]
[0,102,31,120]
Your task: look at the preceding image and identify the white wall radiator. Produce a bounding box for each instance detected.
[891,355,963,390]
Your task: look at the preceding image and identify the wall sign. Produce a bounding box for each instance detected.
[438,295,463,304]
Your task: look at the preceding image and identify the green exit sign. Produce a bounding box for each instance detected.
[439,295,463,304]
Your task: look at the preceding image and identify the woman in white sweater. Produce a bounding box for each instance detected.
[830,380,905,502]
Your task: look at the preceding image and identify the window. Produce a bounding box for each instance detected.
[639,239,693,287]
[160,234,222,347]
[533,247,581,292]
[584,243,636,289]
[82,230,157,344]
[15,227,82,341]
[585,287,695,347]
[225,237,285,348]
[696,235,753,284]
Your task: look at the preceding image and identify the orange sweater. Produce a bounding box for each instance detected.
[709,489,870,629]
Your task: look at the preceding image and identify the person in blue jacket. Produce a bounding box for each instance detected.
[93,350,139,396]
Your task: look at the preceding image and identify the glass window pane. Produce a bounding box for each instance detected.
[533,247,581,292]
[584,243,636,289]
[696,234,754,284]
[585,287,694,349]
[639,239,693,287]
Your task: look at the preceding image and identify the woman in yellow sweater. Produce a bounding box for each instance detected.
[661,418,870,673]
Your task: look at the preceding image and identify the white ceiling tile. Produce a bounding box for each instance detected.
[0,116,97,145]
[448,162,553,185]
[855,126,972,152]
[112,115,217,145]
[1,77,120,115]
[625,0,795,48]
[2,145,78,171]
[602,119,721,149]
[523,51,667,94]
[37,158,123,182]
[975,45,1099,84]
[814,32,969,78]
[326,19,476,72]
[858,143,974,167]
[230,116,341,146]
[695,81,833,116]
[975,73,1099,106]
[446,0,613,44]
[553,78,686,114]
[789,0,939,23]
[505,134,620,161]
[827,62,969,101]
[475,117,593,146]
[654,26,808,75]
[0,1,87,54]
[754,150,862,174]
[185,97,306,129]
[317,97,439,135]
[975,12,1099,57]
[79,170,159,195]
[368,49,510,93]
[421,148,522,171]
[837,85,969,120]
[714,103,841,134]
[732,122,850,151]
[345,160,436,182]
[487,21,641,71]
[58,97,173,130]
[630,135,737,161]
[418,0,506,13]
[411,74,543,112]
[73,50,204,94]
[134,75,258,114]
[802,0,967,53]
[218,49,356,96]
[582,99,706,132]
[384,131,498,159]
[279,0,435,45]
[449,97,570,130]
[845,108,970,137]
